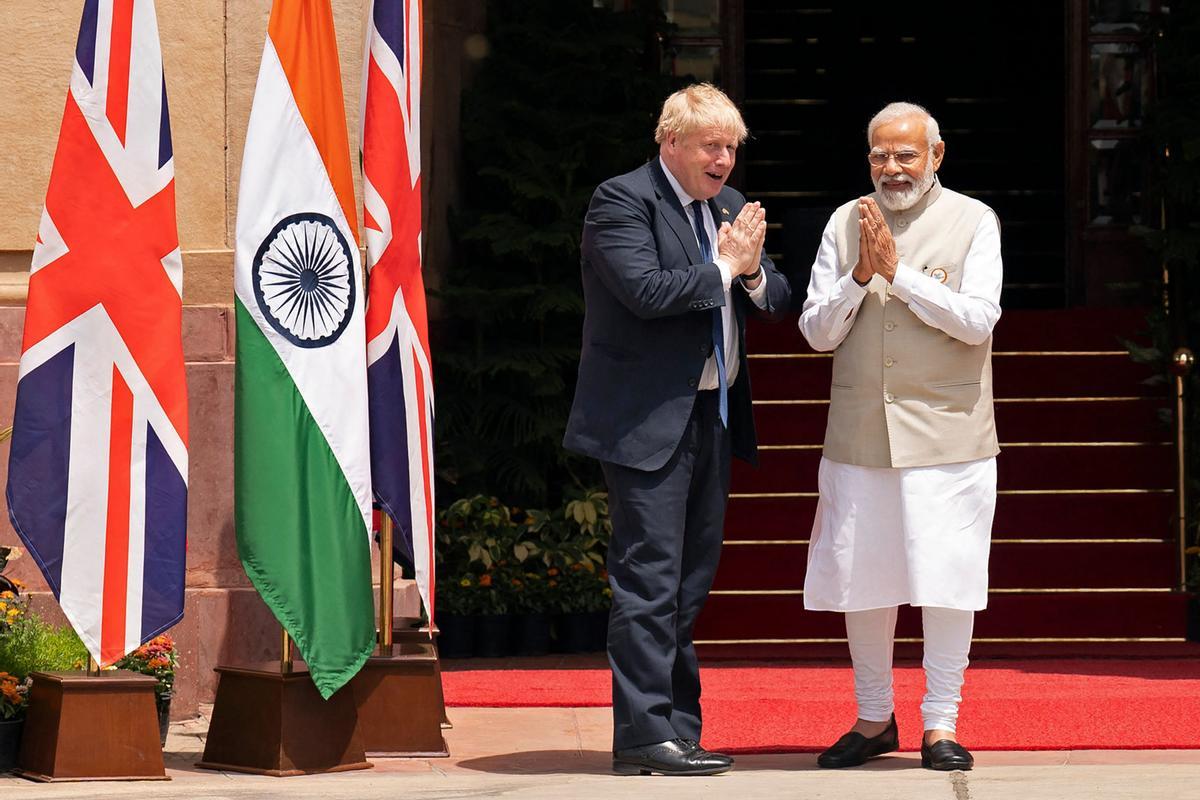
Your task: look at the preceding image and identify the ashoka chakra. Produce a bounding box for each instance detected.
[252,212,356,348]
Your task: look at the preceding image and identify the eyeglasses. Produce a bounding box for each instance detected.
[867,148,929,167]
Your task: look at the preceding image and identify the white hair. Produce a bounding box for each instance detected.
[867,102,942,149]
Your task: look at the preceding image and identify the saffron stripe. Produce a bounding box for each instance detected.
[106,0,135,146]
[101,367,134,664]
[414,349,434,619]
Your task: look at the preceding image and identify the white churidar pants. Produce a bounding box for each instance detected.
[847,605,975,732]
[805,456,995,732]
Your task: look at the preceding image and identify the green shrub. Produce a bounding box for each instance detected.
[0,613,88,680]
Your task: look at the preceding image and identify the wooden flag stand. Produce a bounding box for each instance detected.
[14,661,167,782]
[349,517,449,757]
[196,631,372,777]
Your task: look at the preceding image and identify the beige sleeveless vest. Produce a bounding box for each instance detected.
[822,180,1000,468]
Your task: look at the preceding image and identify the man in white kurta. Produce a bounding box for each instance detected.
[799,102,1002,772]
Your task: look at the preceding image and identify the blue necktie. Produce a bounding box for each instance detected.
[690,200,728,427]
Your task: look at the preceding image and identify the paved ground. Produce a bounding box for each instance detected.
[3,705,1199,799]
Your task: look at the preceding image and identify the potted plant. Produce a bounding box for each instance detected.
[112,635,177,747]
[528,489,613,652]
[0,671,29,772]
[0,574,88,769]
[435,571,479,658]
[510,566,552,656]
[471,568,514,658]
[436,496,540,658]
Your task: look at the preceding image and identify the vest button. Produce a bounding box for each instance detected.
[884,321,896,331]
[884,392,895,403]
[885,357,894,367]
[700,343,711,354]
[688,377,698,388]
[897,218,908,228]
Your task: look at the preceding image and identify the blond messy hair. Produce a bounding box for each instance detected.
[654,83,748,145]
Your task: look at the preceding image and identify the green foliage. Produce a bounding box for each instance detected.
[434,489,613,615]
[1133,4,1200,588]
[434,0,674,506]
[0,613,88,681]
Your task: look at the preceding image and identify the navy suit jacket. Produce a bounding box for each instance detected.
[563,160,791,471]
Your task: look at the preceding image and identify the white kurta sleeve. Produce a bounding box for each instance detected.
[888,211,1003,346]
[798,215,869,352]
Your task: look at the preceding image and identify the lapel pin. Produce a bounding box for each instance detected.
[721,208,730,216]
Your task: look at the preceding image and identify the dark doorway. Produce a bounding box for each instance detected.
[736,1,1067,309]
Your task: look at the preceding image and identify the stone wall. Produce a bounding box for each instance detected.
[0,0,487,717]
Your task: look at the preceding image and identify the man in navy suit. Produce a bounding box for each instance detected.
[564,84,791,776]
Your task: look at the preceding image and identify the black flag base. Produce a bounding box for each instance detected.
[196,663,372,777]
[349,628,449,757]
[15,670,167,782]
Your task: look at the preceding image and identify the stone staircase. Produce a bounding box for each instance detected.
[695,308,1191,656]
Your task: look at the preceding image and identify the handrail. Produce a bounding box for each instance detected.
[1171,347,1194,591]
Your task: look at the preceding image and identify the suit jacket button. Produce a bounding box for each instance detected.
[688,378,698,388]
[699,343,710,354]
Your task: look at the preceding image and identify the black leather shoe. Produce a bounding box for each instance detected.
[613,738,733,776]
[921,738,974,771]
[679,739,734,768]
[816,716,899,768]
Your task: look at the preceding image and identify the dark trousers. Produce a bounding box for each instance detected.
[602,389,732,751]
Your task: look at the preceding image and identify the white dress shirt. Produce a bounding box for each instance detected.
[659,158,768,390]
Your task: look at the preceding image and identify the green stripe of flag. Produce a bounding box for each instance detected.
[233,298,375,699]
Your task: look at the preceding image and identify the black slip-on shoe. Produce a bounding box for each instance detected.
[921,738,974,771]
[816,715,900,769]
[612,738,733,776]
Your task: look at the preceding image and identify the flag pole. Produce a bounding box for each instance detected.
[88,655,99,677]
[281,628,292,673]
[379,516,395,653]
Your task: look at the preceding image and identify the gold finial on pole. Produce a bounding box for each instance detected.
[1171,347,1194,591]
[281,628,293,673]
[379,516,395,654]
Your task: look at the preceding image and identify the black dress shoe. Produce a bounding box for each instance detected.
[679,739,734,768]
[921,738,974,771]
[816,715,899,768]
[613,738,733,776]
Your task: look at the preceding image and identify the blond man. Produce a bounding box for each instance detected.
[565,84,791,775]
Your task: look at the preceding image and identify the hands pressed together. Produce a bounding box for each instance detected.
[717,201,767,287]
[852,197,899,285]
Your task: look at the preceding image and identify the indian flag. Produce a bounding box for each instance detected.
[233,0,375,699]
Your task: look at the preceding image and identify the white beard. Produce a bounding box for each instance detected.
[873,160,936,211]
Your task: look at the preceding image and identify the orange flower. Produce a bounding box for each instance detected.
[570,563,583,572]
[478,574,493,587]
[547,568,559,576]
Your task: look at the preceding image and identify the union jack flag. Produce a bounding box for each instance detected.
[6,0,187,666]
[362,0,434,620]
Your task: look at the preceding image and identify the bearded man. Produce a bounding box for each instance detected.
[565,83,790,776]
[798,101,1002,771]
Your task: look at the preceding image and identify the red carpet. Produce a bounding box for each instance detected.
[441,660,1200,752]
